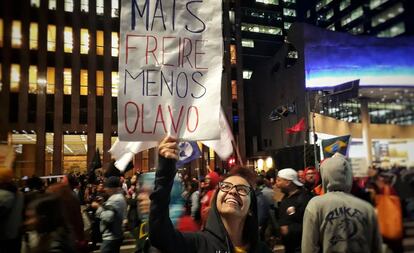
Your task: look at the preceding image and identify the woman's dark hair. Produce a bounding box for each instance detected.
[28,193,68,233]
[219,166,259,250]
[222,166,257,188]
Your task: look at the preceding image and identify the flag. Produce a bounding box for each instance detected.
[322,135,351,158]
[176,142,201,168]
[203,107,235,160]
[109,139,157,172]
[90,148,102,171]
[286,117,306,134]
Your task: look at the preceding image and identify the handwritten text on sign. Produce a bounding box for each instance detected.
[118,0,223,141]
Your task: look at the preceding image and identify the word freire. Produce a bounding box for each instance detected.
[131,0,206,33]
[125,35,208,70]
[124,69,206,99]
[123,103,199,134]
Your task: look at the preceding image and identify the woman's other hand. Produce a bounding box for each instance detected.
[158,135,179,160]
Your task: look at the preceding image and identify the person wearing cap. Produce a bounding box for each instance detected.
[301,153,382,253]
[92,176,127,253]
[276,168,313,253]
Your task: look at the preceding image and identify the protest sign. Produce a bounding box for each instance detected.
[118,0,223,141]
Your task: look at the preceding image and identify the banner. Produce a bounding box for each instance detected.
[118,0,223,141]
[321,135,351,158]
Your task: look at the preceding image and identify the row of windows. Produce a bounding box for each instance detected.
[0,20,119,56]
[1,64,119,97]
[341,6,363,26]
[339,0,351,11]
[243,8,282,22]
[370,0,390,10]
[377,22,405,37]
[255,0,296,5]
[371,3,404,27]
[30,0,119,17]
[256,0,279,5]
[241,23,282,35]
[316,0,333,12]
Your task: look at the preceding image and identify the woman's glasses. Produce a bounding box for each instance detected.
[218,181,251,196]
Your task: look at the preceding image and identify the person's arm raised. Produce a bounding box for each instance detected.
[149,136,196,253]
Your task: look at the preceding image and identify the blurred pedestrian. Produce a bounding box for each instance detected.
[0,168,24,253]
[92,176,127,253]
[24,194,76,253]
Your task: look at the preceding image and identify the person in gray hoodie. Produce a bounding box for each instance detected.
[93,176,127,253]
[301,153,383,253]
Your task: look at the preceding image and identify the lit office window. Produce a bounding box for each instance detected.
[111,0,119,17]
[350,24,364,35]
[80,70,88,95]
[29,23,38,50]
[341,7,363,26]
[230,45,237,65]
[371,3,404,27]
[231,80,238,100]
[241,39,254,48]
[10,64,20,92]
[284,22,292,30]
[29,66,38,94]
[327,23,335,31]
[47,67,55,94]
[112,72,119,97]
[370,0,389,10]
[377,22,405,37]
[283,8,296,17]
[12,21,22,48]
[97,71,104,96]
[65,0,74,12]
[64,27,73,53]
[97,0,104,15]
[229,11,235,24]
[49,0,56,10]
[112,32,119,56]
[80,29,89,54]
[340,0,351,11]
[326,9,334,20]
[64,68,72,94]
[31,0,40,7]
[81,0,88,12]
[256,0,279,5]
[243,70,253,79]
[47,25,56,52]
[0,19,3,47]
[96,31,104,55]
[316,0,333,11]
[241,23,282,35]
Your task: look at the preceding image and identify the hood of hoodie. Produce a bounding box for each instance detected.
[320,153,353,193]
[204,187,259,252]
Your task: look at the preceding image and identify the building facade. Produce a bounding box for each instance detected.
[302,0,414,37]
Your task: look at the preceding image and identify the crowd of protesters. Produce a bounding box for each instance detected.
[1,145,414,252]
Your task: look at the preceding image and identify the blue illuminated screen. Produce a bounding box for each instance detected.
[304,26,414,88]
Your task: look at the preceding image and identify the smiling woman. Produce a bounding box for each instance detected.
[149,135,271,253]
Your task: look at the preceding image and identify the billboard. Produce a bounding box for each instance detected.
[303,25,414,88]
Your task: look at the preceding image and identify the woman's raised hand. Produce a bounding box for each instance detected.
[158,135,179,160]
